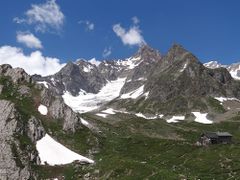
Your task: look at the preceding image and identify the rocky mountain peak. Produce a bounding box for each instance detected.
[166,44,192,62]
[57,61,80,76]
[204,61,223,69]
[135,44,161,62]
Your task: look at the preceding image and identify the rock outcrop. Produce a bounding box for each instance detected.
[0,64,31,84]
[39,87,81,132]
[0,100,43,180]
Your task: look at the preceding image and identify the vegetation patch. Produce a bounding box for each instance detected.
[207,97,226,113]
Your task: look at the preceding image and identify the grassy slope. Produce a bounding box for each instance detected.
[74,113,240,180]
[2,76,240,179]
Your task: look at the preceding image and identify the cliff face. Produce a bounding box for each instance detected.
[0,64,88,179]
[0,100,44,180]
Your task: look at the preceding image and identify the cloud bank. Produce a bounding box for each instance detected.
[0,46,65,76]
[17,32,43,49]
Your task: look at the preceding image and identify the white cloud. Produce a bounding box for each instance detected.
[132,16,140,24]
[17,32,43,49]
[13,17,26,24]
[102,47,112,58]
[14,0,65,33]
[78,20,95,31]
[113,23,145,46]
[0,46,65,76]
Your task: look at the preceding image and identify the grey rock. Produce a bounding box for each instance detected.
[33,61,106,96]
[0,84,3,94]
[0,64,31,84]
[48,97,80,132]
[0,100,30,180]
[27,116,45,143]
[17,85,31,97]
[204,61,240,80]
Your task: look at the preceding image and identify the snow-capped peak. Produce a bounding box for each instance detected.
[204,61,222,69]
[204,60,240,80]
[88,58,101,66]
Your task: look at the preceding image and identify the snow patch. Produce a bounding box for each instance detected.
[62,78,126,113]
[80,118,89,126]
[120,56,142,69]
[99,108,164,120]
[38,104,48,115]
[192,112,213,124]
[83,64,93,73]
[96,113,108,118]
[120,85,144,99]
[136,77,147,81]
[51,77,57,86]
[102,108,116,115]
[214,97,240,102]
[88,58,101,66]
[143,91,149,99]
[204,61,222,69]
[135,113,158,119]
[36,134,94,166]
[37,81,49,88]
[229,71,240,80]
[166,116,185,123]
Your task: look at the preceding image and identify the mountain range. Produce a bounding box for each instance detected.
[1,44,240,179]
[33,44,240,117]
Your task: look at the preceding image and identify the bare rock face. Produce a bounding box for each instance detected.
[48,97,80,132]
[0,84,3,94]
[33,61,107,96]
[27,116,45,143]
[0,100,45,180]
[17,85,31,97]
[39,87,81,132]
[0,64,31,84]
[0,100,30,180]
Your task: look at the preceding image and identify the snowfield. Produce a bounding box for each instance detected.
[192,112,213,124]
[62,78,126,113]
[38,104,48,115]
[166,116,185,123]
[36,134,94,166]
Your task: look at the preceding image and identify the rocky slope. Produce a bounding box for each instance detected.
[0,64,92,179]
[119,44,240,114]
[204,61,240,80]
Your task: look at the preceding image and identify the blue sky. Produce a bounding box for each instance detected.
[0,0,240,75]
